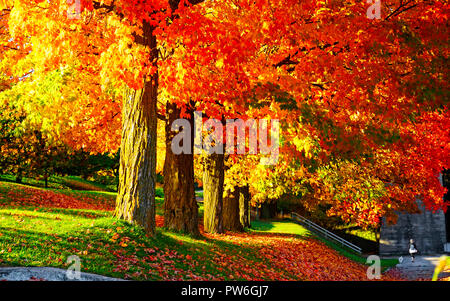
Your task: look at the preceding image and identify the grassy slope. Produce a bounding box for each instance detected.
[0,183,256,280]
[0,206,254,280]
[251,219,398,269]
[0,181,398,280]
[0,174,113,192]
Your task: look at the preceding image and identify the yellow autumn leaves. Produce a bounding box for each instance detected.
[0,0,13,10]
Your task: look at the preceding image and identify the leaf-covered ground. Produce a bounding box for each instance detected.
[0,181,404,281]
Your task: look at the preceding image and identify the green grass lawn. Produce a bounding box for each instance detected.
[0,181,279,280]
[60,175,116,192]
[251,219,312,237]
[0,174,69,190]
[0,174,115,192]
[0,180,399,280]
[0,189,260,280]
[251,218,398,270]
[0,206,268,280]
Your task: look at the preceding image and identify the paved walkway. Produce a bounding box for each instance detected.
[386,255,450,280]
[0,267,124,281]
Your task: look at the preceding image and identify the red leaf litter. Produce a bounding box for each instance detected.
[0,184,115,211]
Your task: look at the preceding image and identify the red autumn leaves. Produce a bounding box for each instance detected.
[1,183,404,281]
[0,183,115,211]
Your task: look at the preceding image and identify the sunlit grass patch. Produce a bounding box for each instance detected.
[0,181,402,280]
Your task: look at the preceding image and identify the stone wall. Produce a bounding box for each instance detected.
[379,200,447,255]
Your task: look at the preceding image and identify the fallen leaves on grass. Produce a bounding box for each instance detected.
[110,216,404,281]
[0,183,114,211]
[0,183,404,281]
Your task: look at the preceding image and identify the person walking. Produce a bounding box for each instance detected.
[409,239,418,263]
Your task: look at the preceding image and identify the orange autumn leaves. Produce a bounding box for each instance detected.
[0,183,115,211]
[2,0,449,229]
[113,221,403,281]
[0,184,403,281]
[204,233,377,281]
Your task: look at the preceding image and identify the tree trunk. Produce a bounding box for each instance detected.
[223,187,244,232]
[163,102,199,236]
[239,185,251,229]
[374,225,381,253]
[114,21,158,236]
[260,201,277,219]
[202,153,224,233]
[16,168,22,184]
[44,170,48,188]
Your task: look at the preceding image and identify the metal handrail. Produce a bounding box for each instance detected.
[290,212,362,254]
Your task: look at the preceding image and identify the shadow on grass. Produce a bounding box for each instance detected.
[250,218,315,239]
[250,217,397,269]
[0,202,113,218]
[0,176,68,190]
[333,230,378,253]
[32,207,111,219]
[0,226,123,277]
[0,209,279,280]
[250,220,275,232]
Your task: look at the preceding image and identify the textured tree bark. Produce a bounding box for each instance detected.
[44,170,48,189]
[374,225,381,253]
[114,22,158,236]
[223,187,244,232]
[203,153,224,233]
[15,168,22,184]
[239,185,251,229]
[163,102,200,236]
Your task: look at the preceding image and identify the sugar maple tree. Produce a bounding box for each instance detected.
[0,0,448,235]
[176,0,448,229]
[1,0,205,235]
